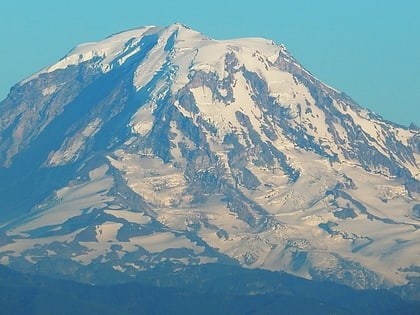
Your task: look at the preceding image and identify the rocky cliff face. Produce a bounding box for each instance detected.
[0,23,419,291]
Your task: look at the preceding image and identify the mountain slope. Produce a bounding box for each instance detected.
[0,23,419,292]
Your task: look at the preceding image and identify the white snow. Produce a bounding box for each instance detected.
[132,27,171,90]
[41,84,57,96]
[48,118,102,166]
[228,37,280,64]
[108,152,187,208]
[76,222,123,265]
[104,209,151,225]
[22,26,157,83]
[0,229,83,257]
[94,222,123,243]
[130,231,205,254]
[2,164,113,238]
[130,101,156,136]
[2,23,419,288]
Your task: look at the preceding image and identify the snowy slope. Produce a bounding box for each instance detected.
[0,23,419,290]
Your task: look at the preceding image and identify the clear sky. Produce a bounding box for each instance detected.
[1,0,419,126]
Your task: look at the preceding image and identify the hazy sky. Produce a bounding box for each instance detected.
[1,0,419,125]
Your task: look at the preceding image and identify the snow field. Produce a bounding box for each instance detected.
[2,23,418,288]
[130,231,204,254]
[48,118,102,166]
[23,26,157,84]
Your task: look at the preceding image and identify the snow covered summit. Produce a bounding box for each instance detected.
[0,23,419,292]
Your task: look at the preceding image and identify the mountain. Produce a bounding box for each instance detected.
[0,23,419,296]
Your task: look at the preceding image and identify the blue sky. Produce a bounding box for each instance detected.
[1,0,419,125]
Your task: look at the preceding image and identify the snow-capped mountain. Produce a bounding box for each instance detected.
[0,23,419,291]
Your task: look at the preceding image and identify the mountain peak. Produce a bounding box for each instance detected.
[0,24,419,294]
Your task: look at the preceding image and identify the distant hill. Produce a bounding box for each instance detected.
[1,264,419,314]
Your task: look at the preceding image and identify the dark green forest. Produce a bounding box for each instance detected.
[1,264,419,315]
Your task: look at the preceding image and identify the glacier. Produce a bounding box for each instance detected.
[0,23,419,293]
